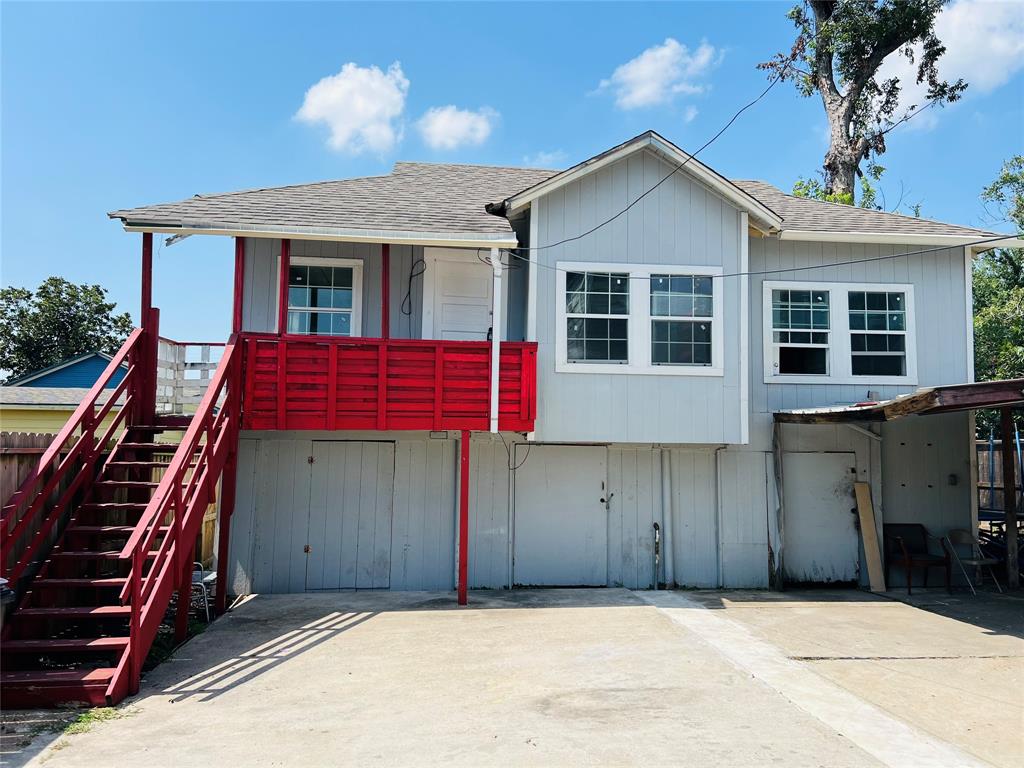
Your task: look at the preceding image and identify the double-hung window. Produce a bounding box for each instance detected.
[565,271,630,363]
[762,281,916,384]
[556,262,723,375]
[287,258,363,336]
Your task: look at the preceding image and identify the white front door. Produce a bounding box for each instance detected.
[423,248,493,340]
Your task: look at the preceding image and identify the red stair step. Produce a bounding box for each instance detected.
[1,668,115,707]
[15,606,131,618]
[31,577,128,588]
[2,637,129,653]
[50,551,157,560]
[69,526,168,536]
[95,480,160,489]
[78,502,149,511]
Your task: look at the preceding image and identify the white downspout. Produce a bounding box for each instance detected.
[489,247,503,434]
[660,447,675,588]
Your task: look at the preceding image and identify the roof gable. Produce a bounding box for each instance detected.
[499,130,784,233]
[5,352,124,388]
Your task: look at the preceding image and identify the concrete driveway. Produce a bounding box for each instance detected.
[11,588,1023,767]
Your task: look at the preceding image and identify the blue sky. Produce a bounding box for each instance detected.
[3,1,1022,342]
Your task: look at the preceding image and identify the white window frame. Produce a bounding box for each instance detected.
[555,261,724,376]
[287,256,363,337]
[762,280,917,385]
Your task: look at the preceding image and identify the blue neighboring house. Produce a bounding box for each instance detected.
[5,352,127,388]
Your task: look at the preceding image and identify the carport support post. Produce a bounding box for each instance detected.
[1001,407,1019,589]
[458,430,470,605]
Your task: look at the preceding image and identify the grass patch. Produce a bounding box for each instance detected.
[62,707,123,736]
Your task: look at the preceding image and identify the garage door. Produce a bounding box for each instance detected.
[513,445,608,586]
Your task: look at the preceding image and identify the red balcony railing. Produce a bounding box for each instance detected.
[239,335,537,432]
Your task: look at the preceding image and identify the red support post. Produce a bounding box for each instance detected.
[277,239,291,335]
[215,447,238,615]
[174,544,194,643]
[141,232,153,321]
[381,243,390,339]
[232,237,245,334]
[458,429,470,605]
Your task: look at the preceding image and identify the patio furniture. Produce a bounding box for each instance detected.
[883,523,951,595]
[943,529,1002,596]
[191,562,215,622]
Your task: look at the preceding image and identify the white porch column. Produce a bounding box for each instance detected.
[489,248,503,433]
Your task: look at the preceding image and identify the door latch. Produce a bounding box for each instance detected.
[307,456,316,465]
[303,544,311,554]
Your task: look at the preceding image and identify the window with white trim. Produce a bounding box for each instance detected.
[770,288,831,375]
[848,290,907,376]
[650,274,714,366]
[762,281,916,385]
[287,258,363,336]
[565,271,630,363]
[556,262,724,376]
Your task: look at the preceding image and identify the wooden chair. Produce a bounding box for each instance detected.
[883,523,951,595]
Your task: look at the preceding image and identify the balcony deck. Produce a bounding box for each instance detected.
[240,334,537,432]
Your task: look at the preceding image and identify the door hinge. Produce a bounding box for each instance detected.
[307,455,316,464]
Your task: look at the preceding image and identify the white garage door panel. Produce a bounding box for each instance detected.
[307,441,395,591]
[783,452,859,584]
[513,445,608,586]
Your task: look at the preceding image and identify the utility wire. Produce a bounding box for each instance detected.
[503,234,1013,282]
[506,72,785,255]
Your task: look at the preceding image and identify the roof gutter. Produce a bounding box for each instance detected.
[115,220,520,250]
[777,229,1020,250]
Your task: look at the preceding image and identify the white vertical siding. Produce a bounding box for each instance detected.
[748,238,969,420]
[532,149,745,444]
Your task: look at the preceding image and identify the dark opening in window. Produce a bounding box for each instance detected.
[778,347,827,375]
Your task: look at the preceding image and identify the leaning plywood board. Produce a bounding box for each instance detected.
[854,481,886,592]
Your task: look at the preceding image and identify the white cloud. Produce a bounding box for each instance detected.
[877,0,1024,131]
[599,38,719,110]
[417,106,498,150]
[295,61,409,154]
[523,150,568,167]
[682,105,699,123]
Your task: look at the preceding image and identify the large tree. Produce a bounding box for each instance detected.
[974,157,1024,435]
[761,0,967,202]
[0,277,134,382]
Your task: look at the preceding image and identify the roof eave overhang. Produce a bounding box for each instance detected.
[502,133,783,234]
[778,229,1020,250]
[116,220,520,249]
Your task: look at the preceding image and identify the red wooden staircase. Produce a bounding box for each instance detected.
[1,322,240,707]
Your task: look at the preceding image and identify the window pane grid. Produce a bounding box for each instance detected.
[566,271,629,363]
[287,264,356,336]
[848,291,906,376]
[770,288,830,375]
[649,274,713,367]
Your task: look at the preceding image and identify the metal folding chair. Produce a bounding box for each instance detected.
[943,529,1002,595]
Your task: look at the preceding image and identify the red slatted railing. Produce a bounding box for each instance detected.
[111,335,241,700]
[239,335,537,432]
[1,328,146,584]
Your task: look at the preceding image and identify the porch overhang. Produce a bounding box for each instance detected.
[116,221,520,250]
[774,379,1024,424]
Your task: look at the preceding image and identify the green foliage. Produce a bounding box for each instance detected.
[761,1,966,197]
[792,162,885,210]
[973,157,1024,433]
[0,277,134,382]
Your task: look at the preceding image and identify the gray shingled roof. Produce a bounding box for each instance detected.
[0,387,124,407]
[733,180,999,238]
[110,162,557,239]
[110,153,1000,242]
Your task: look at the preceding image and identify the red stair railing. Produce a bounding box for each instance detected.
[111,335,240,699]
[1,327,147,585]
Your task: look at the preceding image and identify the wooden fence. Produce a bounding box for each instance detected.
[977,439,1023,513]
[1,432,82,580]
